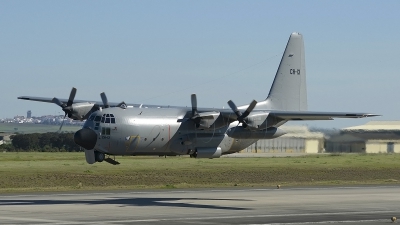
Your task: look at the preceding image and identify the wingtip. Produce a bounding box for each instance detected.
[364,114,381,117]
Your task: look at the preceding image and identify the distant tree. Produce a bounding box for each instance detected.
[10,132,82,152]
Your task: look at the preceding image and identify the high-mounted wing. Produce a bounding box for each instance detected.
[219,109,379,131]
[18,96,98,105]
[268,111,379,120]
[18,88,118,121]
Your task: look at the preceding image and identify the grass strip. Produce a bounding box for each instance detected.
[0,152,399,193]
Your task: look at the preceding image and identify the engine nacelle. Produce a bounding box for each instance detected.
[197,112,228,130]
[246,113,285,130]
[70,103,98,120]
[226,127,286,139]
[193,147,222,158]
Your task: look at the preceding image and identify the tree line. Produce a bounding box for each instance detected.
[0,132,82,152]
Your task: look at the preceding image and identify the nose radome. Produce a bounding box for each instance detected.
[74,128,97,150]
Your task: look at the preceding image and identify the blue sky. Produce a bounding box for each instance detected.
[1,0,399,128]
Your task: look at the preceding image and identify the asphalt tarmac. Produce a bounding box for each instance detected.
[0,185,399,225]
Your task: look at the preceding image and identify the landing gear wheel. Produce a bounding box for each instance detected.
[94,151,105,162]
[190,151,197,158]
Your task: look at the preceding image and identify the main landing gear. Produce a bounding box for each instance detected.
[94,151,120,165]
[94,151,105,162]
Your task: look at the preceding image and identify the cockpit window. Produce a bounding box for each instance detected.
[94,116,101,122]
[88,115,95,121]
[100,113,116,124]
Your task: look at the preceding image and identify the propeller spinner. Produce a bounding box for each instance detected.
[227,99,257,128]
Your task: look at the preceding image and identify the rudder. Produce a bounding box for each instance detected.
[258,32,307,111]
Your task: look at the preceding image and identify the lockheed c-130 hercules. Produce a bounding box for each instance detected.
[18,32,379,165]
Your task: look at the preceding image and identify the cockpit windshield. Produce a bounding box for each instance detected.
[87,113,115,123]
[85,112,116,130]
[101,114,115,124]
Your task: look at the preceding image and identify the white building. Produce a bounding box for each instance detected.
[341,121,400,153]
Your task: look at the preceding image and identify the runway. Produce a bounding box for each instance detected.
[0,185,399,225]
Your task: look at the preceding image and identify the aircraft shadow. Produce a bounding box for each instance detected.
[0,197,251,210]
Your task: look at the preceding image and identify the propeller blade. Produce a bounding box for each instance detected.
[227,99,257,128]
[100,92,110,108]
[227,100,242,118]
[241,100,257,118]
[191,94,197,117]
[58,114,67,133]
[67,87,77,106]
[51,88,78,120]
[52,97,65,107]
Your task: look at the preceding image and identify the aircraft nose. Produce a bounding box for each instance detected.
[74,128,97,150]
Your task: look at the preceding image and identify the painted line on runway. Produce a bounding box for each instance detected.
[2,185,400,198]
[2,211,395,225]
[247,219,388,224]
[78,210,398,224]
[0,216,71,223]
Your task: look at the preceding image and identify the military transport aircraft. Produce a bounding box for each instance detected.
[18,32,378,165]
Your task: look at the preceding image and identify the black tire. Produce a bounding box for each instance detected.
[94,151,105,162]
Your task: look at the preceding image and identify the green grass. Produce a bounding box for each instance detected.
[0,152,399,193]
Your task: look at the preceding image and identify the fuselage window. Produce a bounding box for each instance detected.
[101,127,111,135]
[88,115,95,121]
[94,116,101,122]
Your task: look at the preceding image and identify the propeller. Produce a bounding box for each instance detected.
[190,94,201,127]
[51,87,77,132]
[100,92,110,108]
[227,99,257,128]
[191,94,198,117]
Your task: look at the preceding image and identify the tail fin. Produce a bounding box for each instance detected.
[258,32,307,111]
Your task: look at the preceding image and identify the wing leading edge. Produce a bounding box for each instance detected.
[266,111,380,120]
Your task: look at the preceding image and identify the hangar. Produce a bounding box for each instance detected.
[242,121,400,154]
[241,126,324,153]
[333,121,400,153]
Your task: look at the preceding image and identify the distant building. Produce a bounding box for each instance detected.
[325,121,400,153]
[27,110,32,119]
[241,126,325,153]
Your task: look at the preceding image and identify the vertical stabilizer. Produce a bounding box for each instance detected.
[258,32,307,111]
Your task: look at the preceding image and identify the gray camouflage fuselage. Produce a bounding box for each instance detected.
[83,107,257,157]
